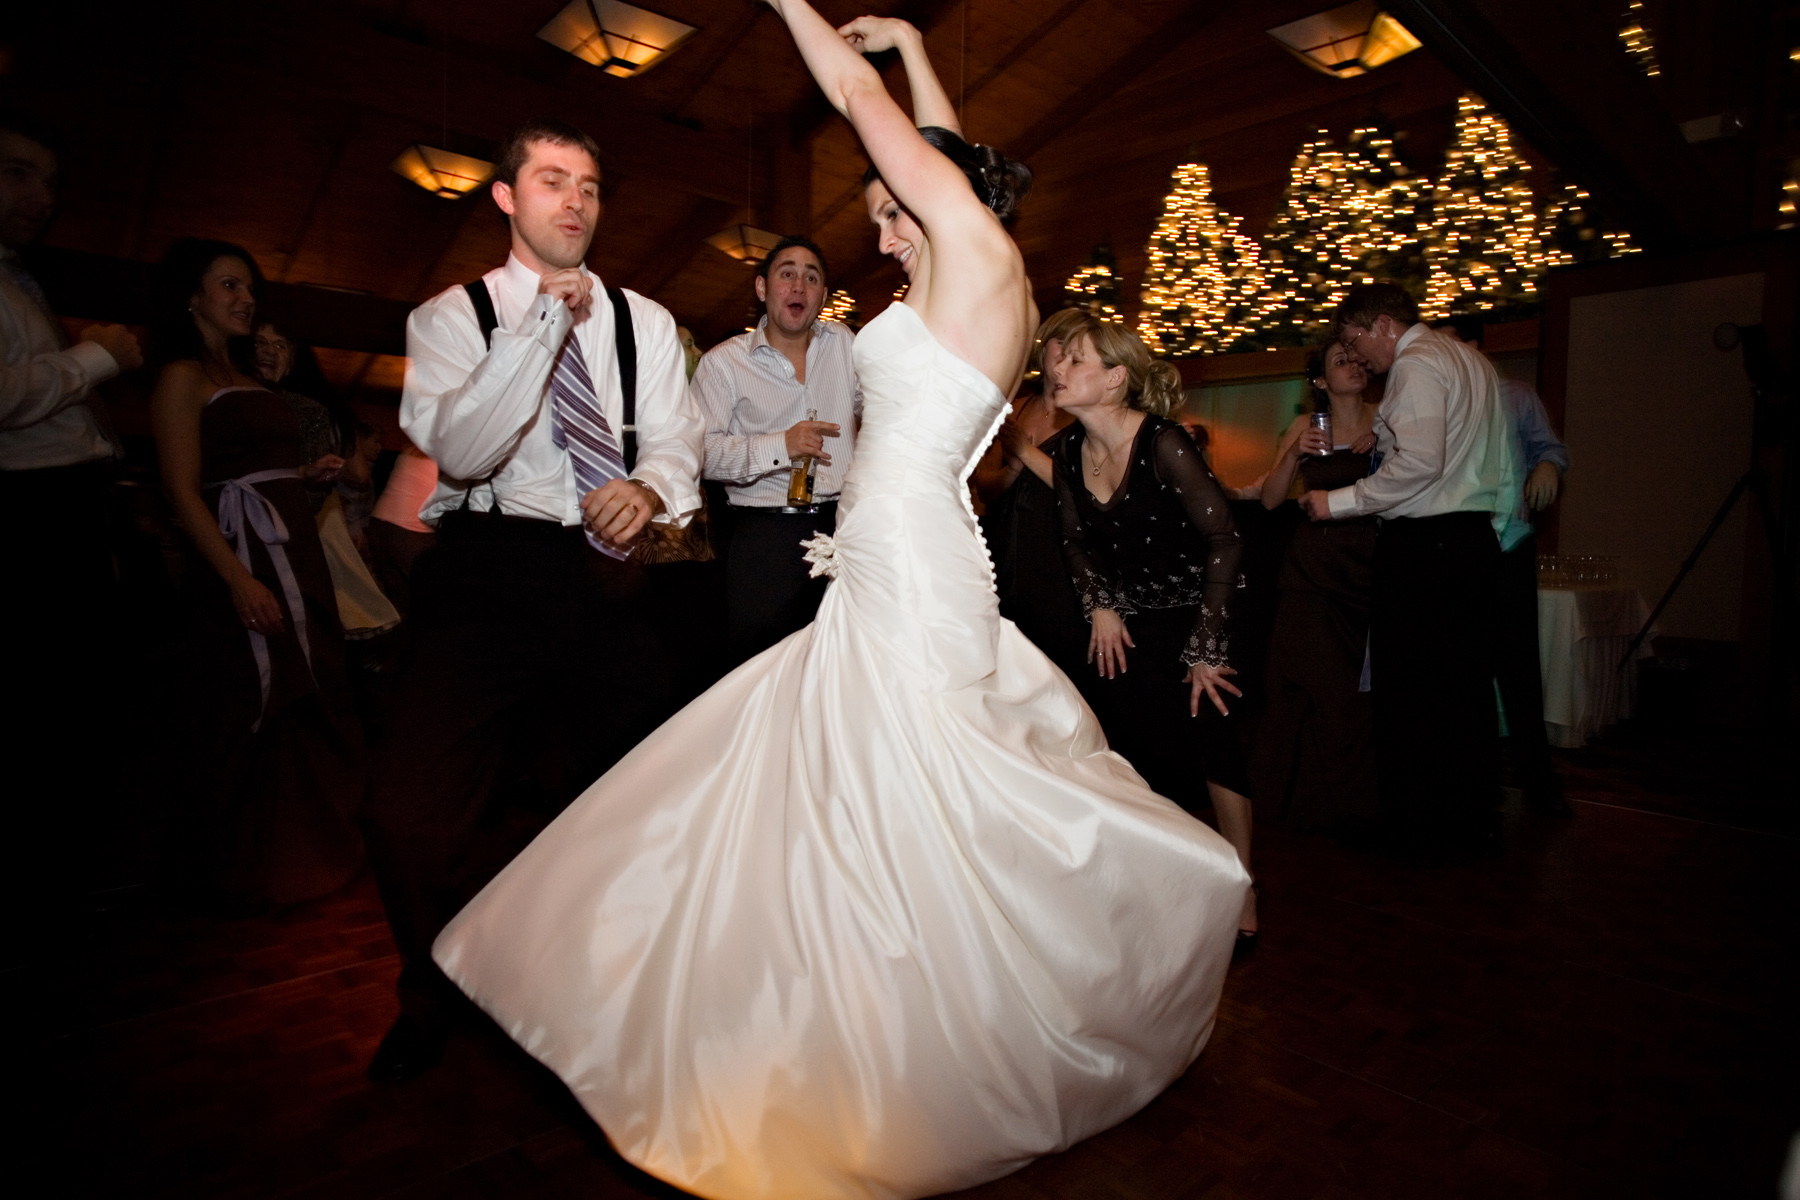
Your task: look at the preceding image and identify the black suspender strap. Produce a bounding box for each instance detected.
[463,279,499,348]
[457,279,502,514]
[606,284,638,472]
[453,277,637,507]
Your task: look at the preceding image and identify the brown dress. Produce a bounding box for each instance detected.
[180,386,363,904]
[1252,447,1379,830]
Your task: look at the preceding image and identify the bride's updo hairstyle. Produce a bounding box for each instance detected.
[862,126,1033,225]
[1064,312,1186,418]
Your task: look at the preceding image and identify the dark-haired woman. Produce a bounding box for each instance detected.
[430,5,1247,1196]
[1251,342,1381,832]
[253,320,348,510]
[150,239,362,907]
[254,320,400,646]
[973,306,1086,683]
[1049,313,1257,944]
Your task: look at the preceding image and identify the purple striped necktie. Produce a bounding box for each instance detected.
[550,330,629,559]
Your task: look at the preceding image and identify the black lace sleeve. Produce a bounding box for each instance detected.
[1151,425,1242,668]
[1054,435,1135,619]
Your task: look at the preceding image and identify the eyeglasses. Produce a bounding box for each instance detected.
[1341,327,1369,351]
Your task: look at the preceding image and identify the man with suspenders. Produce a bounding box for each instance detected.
[364,119,703,1082]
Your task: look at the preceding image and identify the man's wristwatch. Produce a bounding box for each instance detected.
[626,479,664,515]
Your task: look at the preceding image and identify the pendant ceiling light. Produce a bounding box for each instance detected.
[705,224,782,263]
[390,144,495,199]
[708,114,778,263]
[1266,0,1421,79]
[538,0,696,79]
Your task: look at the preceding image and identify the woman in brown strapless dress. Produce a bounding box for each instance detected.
[1252,342,1381,832]
[150,239,362,906]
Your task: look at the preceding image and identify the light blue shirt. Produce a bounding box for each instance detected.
[1497,378,1569,552]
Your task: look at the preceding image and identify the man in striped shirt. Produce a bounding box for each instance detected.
[693,235,862,661]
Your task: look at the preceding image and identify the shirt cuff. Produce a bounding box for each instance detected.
[67,339,120,383]
[633,470,701,527]
[1325,484,1360,519]
[751,430,791,474]
[523,293,572,350]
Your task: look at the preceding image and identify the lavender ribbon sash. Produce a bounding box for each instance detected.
[209,468,314,730]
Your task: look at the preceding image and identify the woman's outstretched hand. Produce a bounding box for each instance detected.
[1186,662,1242,717]
[837,16,916,54]
[1088,609,1132,678]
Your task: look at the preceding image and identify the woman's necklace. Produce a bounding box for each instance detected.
[1087,429,1131,477]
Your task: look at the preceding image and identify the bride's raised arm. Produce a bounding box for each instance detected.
[837,16,961,137]
[763,1,988,236]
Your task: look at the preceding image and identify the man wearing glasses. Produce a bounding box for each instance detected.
[1299,284,1519,858]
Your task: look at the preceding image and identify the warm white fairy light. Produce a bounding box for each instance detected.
[820,289,858,324]
[1064,247,1122,322]
[1134,98,1638,346]
[1137,163,1272,356]
[1421,93,1545,318]
[1340,124,1432,295]
[1254,131,1359,347]
[1618,1,1660,77]
[1538,184,1640,267]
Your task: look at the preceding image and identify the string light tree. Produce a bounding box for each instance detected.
[1339,121,1433,304]
[819,289,860,328]
[1422,92,1546,319]
[1064,244,1122,322]
[1138,162,1272,356]
[1537,182,1639,269]
[1251,131,1360,348]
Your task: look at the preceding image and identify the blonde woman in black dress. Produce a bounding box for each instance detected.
[1049,313,1257,944]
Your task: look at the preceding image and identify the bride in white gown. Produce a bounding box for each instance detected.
[432,5,1249,1197]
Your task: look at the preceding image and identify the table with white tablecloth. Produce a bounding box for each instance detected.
[1536,584,1653,748]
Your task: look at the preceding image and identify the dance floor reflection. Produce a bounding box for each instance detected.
[64,725,1797,1199]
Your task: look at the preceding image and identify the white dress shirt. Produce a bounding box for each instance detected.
[1326,323,1519,537]
[402,253,703,528]
[0,245,120,471]
[692,316,861,507]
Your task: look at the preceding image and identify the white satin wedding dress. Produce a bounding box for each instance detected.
[433,302,1250,1200]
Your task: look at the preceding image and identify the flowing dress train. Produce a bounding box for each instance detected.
[433,303,1249,1200]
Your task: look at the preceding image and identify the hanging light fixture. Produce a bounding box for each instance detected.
[705,224,782,263]
[1266,1,1421,79]
[390,144,495,198]
[538,0,696,79]
[708,113,779,263]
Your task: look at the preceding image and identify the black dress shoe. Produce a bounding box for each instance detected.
[367,1015,447,1084]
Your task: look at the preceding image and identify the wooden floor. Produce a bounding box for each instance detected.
[60,724,1798,1199]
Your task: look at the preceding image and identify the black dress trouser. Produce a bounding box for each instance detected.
[364,512,673,1024]
[1370,512,1503,842]
[725,504,836,664]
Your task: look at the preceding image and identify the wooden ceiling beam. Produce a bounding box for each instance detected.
[662,5,773,123]
[800,0,1094,246]
[1387,0,1716,246]
[1004,5,1236,164]
[785,0,971,148]
[623,197,743,300]
[834,0,1237,294]
[272,107,361,284]
[243,3,775,210]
